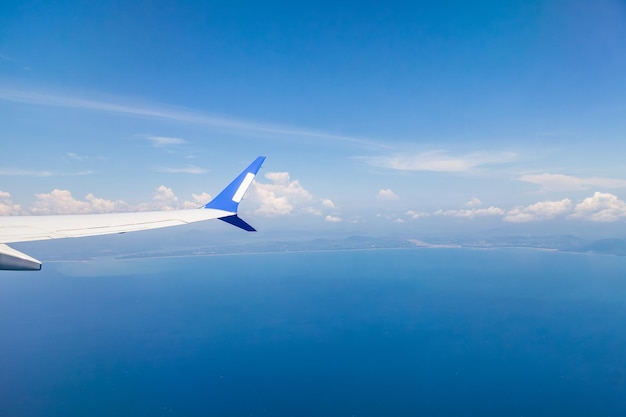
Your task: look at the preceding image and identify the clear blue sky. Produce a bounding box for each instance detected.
[2,1,626,236]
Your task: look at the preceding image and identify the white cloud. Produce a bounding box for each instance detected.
[138,185,179,211]
[406,210,428,219]
[322,199,335,208]
[0,191,22,215]
[251,172,313,216]
[158,166,208,174]
[503,199,572,222]
[85,193,130,213]
[30,189,129,214]
[27,186,211,215]
[249,174,335,217]
[325,215,343,223]
[518,173,626,192]
[364,151,516,172]
[252,191,292,215]
[436,206,505,218]
[569,192,626,222]
[377,189,399,200]
[133,187,211,211]
[430,193,626,223]
[465,197,482,208]
[144,136,187,147]
[181,192,211,209]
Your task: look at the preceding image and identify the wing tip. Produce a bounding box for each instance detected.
[0,244,43,271]
[204,156,266,213]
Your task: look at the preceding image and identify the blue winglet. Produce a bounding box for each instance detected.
[205,156,266,215]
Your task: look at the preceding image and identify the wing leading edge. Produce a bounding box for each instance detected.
[0,156,266,271]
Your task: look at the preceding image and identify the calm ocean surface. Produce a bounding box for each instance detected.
[1,248,625,416]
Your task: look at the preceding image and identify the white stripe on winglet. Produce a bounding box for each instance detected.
[232,173,255,203]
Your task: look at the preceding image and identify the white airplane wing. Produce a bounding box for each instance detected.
[0,156,266,271]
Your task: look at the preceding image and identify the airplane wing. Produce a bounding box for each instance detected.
[0,156,266,271]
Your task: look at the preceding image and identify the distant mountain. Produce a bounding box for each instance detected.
[582,239,626,256]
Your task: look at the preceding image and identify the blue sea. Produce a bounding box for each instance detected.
[1,248,625,416]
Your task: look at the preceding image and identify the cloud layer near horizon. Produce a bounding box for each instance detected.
[4,187,626,225]
[408,192,626,223]
[0,172,340,221]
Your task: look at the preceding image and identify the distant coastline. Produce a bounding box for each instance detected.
[42,234,626,263]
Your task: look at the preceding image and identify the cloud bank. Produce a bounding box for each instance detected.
[5,187,212,215]
[406,192,626,223]
[5,183,626,226]
[1,171,343,225]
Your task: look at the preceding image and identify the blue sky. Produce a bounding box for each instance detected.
[2,1,626,236]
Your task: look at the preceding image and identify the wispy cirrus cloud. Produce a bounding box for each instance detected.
[65,152,105,162]
[0,169,94,177]
[518,173,626,192]
[157,166,208,174]
[363,151,516,172]
[143,135,188,147]
[0,88,382,148]
[66,152,86,161]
